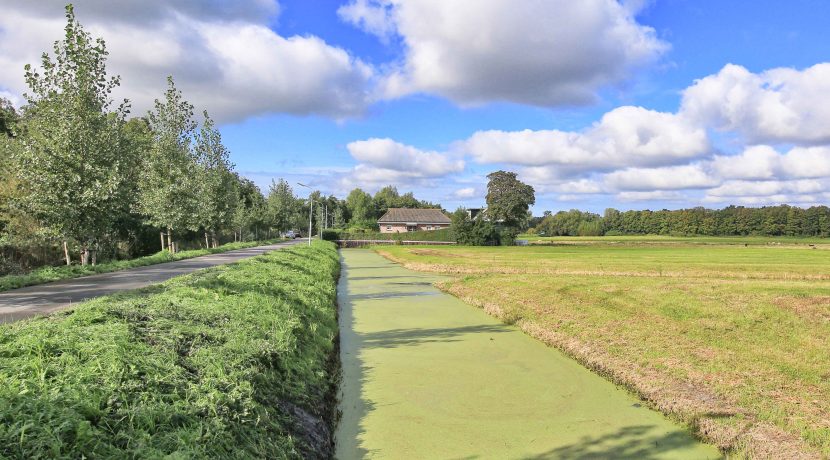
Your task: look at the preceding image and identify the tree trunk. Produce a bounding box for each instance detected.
[80,245,89,266]
[91,245,97,266]
[205,231,210,249]
[161,232,166,251]
[63,241,71,266]
[167,228,174,254]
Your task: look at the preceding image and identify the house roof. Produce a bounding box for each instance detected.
[378,208,451,224]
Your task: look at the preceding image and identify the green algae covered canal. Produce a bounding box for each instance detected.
[335,250,721,459]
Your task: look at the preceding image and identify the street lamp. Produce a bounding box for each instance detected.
[297,182,313,246]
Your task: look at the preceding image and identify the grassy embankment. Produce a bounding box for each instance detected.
[0,241,339,458]
[378,238,830,458]
[0,239,285,293]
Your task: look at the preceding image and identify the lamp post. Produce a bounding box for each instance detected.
[297,183,313,246]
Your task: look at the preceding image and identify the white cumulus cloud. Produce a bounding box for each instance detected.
[346,138,464,177]
[0,2,373,122]
[604,164,718,191]
[340,0,667,107]
[681,63,830,145]
[459,106,709,174]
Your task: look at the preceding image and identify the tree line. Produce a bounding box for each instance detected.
[0,5,266,268]
[532,205,830,237]
[0,5,440,273]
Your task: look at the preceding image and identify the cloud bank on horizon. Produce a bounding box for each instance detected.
[1,0,829,212]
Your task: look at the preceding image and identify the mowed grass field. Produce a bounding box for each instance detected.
[378,238,830,458]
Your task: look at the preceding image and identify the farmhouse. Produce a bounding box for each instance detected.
[378,208,451,233]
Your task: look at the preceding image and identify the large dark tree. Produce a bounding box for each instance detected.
[485,171,535,228]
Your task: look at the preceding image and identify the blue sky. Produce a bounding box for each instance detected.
[2,1,830,214]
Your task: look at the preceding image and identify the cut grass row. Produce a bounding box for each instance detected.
[0,239,286,293]
[378,243,830,458]
[0,241,339,458]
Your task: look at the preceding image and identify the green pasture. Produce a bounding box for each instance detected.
[379,239,830,457]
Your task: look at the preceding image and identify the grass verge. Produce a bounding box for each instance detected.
[378,244,830,459]
[0,239,286,293]
[0,240,339,458]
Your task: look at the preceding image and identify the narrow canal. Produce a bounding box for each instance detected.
[335,249,720,459]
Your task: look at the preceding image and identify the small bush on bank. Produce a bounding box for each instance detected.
[0,241,340,458]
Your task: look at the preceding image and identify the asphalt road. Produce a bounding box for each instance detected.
[0,239,304,323]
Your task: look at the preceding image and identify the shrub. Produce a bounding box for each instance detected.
[321,229,340,241]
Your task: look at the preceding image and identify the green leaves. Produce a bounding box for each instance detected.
[138,77,202,233]
[485,170,535,229]
[13,4,131,246]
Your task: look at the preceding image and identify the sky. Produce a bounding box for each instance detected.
[2,0,830,214]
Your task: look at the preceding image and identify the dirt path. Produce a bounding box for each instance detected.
[335,249,721,459]
[0,240,303,323]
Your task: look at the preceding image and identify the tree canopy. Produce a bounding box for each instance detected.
[485,171,535,228]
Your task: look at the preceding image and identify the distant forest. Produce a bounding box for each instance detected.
[531,205,830,237]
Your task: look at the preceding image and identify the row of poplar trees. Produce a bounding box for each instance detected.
[0,6,254,265]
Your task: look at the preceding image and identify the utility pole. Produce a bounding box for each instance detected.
[298,182,313,246]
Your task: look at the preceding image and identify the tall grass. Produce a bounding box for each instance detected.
[0,241,339,458]
[0,239,284,293]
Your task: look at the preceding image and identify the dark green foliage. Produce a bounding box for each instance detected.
[371,185,440,221]
[450,209,502,246]
[321,229,339,241]
[532,205,830,238]
[0,241,340,458]
[535,210,604,236]
[0,98,18,137]
[485,171,535,228]
[602,205,830,237]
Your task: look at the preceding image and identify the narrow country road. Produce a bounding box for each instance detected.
[0,240,304,323]
[335,249,721,459]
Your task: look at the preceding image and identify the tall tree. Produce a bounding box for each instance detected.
[194,111,237,247]
[231,176,265,241]
[138,76,201,252]
[266,178,297,234]
[13,5,130,264]
[345,188,373,226]
[485,171,535,228]
[372,185,400,219]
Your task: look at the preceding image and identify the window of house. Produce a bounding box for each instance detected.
[386,225,391,230]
